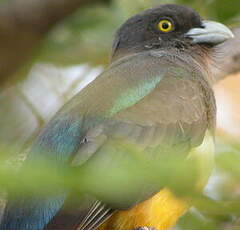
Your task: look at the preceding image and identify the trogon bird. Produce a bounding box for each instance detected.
[0,4,234,230]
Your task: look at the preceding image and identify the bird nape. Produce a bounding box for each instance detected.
[0,3,234,230]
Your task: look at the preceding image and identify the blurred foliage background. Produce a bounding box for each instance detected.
[0,0,239,229]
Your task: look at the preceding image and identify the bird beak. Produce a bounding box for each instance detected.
[185,20,234,45]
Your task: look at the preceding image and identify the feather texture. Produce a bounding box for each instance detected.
[0,49,215,230]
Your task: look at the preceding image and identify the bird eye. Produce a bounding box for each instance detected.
[158,19,174,32]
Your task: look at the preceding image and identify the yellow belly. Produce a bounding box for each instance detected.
[97,132,214,230]
[98,188,188,230]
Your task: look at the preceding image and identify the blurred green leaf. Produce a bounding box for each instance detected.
[209,0,240,23]
[178,211,219,230]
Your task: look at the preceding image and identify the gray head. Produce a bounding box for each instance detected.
[111,4,233,62]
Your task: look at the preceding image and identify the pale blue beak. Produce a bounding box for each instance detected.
[185,20,234,45]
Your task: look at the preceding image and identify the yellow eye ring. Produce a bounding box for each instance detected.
[158,19,174,32]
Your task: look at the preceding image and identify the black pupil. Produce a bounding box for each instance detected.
[162,22,169,29]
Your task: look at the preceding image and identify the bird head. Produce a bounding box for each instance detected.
[111,4,234,62]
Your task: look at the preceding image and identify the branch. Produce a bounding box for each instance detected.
[0,0,108,85]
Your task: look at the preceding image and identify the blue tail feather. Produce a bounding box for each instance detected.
[0,116,84,230]
[0,194,66,230]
